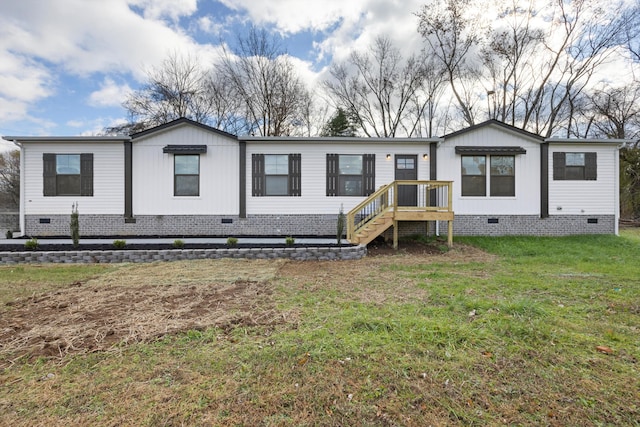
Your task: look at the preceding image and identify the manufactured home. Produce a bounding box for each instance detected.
[3,118,622,243]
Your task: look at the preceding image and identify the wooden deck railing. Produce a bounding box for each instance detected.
[346,180,454,246]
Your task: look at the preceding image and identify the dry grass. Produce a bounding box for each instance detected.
[0,259,288,365]
[1,236,639,426]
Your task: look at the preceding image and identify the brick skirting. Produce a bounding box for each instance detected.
[24,214,340,237]
[448,214,616,236]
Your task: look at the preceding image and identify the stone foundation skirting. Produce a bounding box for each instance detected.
[446,214,616,236]
[1,212,19,234]
[23,213,617,238]
[0,245,367,264]
[25,214,340,237]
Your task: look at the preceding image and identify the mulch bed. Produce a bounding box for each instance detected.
[0,243,350,252]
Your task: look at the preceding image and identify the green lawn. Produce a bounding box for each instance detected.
[1,231,639,426]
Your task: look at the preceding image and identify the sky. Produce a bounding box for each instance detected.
[0,0,429,152]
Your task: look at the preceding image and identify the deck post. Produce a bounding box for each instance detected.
[393,220,398,249]
[448,182,453,247]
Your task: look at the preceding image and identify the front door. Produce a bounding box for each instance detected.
[395,155,418,206]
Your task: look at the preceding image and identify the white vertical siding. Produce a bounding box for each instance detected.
[22,141,124,215]
[548,144,618,215]
[132,125,239,215]
[246,141,431,215]
[437,126,542,215]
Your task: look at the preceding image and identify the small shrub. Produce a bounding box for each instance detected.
[24,237,38,250]
[173,239,185,249]
[113,239,127,249]
[5,230,12,239]
[337,204,346,244]
[285,236,295,246]
[226,237,238,247]
[70,202,80,248]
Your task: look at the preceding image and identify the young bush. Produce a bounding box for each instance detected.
[70,202,80,248]
[226,237,238,247]
[173,239,185,249]
[285,236,295,246]
[5,230,12,239]
[24,237,38,250]
[112,240,127,249]
[337,204,346,244]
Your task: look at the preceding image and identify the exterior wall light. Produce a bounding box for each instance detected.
[423,154,429,160]
[386,154,392,160]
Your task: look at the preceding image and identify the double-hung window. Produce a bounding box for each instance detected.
[461,156,486,196]
[174,154,200,196]
[326,154,375,196]
[43,153,93,196]
[461,155,515,197]
[490,156,515,196]
[553,152,597,180]
[252,154,301,196]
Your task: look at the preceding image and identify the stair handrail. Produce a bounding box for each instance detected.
[346,182,394,241]
[346,180,454,242]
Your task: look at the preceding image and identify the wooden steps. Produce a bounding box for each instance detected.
[346,180,454,248]
[350,211,394,244]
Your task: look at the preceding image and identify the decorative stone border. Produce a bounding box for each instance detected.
[0,245,367,264]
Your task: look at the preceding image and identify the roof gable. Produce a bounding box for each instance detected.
[130,117,237,141]
[443,120,544,142]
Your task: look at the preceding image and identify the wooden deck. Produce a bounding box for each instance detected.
[347,180,454,249]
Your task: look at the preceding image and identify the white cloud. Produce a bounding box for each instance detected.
[0,139,17,152]
[0,0,214,78]
[88,78,133,108]
[0,0,221,128]
[217,0,367,34]
[77,117,130,136]
[128,0,198,22]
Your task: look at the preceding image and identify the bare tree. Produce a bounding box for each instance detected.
[625,0,640,62]
[0,150,20,209]
[324,36,440,137]
[417,0,636,136]
[526,0,634,136]
[203,68,247,135]
[217,27,312,136]
[581,83,640,140]
[417,0,481,126]
[480,0,544,125]
[108,52,214,135]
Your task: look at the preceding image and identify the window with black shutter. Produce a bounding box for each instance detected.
[43,153,93,196]
[326,154,375,196]
[553,152,597,180]
[252,154,302,196]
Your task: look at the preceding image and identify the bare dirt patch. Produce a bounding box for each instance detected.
[0,243,495,365]
[278,242,498,304]
[0,259,287,365]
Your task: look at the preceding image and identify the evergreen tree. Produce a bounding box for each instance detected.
[321,108,357,137]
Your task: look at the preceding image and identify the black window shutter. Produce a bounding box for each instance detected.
[289,153,301,196]
[80,153,94,196]
[326,154,338,196]
[363,154,376,195]
[585,152,597,180]
[43,153,56,196]
[252,154,265,196]
[553,152,565,180]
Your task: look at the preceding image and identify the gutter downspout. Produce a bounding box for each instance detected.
[239,140,246,218]
[615,144,621,235]
[433,140,442,236]
[10,140,25,237]
[124,140,135,222]
[540,142,549,218]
